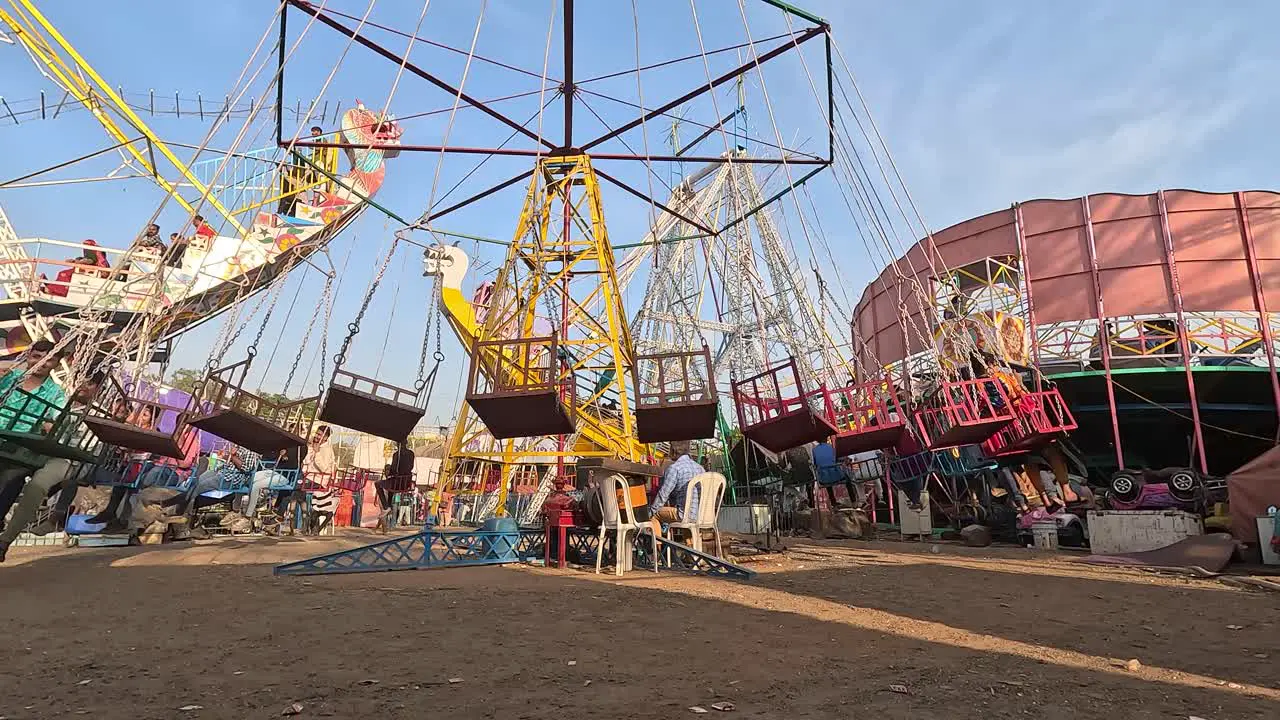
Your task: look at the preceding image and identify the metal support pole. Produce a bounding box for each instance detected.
[1156,191,1208,473]
[1235,191,1280,427]
[1011,203,1042,391]
[1080,195,1125,469]
[562,0,573,148]
[276,4,287,145]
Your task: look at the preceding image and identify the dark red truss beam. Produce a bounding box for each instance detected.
[287,140,828,167]
[579,24,826,152]
[287,0,556,150]
[589,152,827,165]
[425,169,535,223]
[593,167,718,238]
[287,140,546,158]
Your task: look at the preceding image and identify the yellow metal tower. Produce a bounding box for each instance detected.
[436,154,646,517]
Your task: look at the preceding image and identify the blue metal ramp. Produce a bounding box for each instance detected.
[274,526,755,580]
[273,529,544,576]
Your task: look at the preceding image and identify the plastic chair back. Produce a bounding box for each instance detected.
[697,472,727,526]
[679,473,707,521]
[600,473,635,528]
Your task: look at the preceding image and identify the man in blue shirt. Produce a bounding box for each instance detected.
[649,440,704,525]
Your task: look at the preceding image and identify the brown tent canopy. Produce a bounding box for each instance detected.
[1228,445,1280,544]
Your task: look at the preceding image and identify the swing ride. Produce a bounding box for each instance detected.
[2,0,1194,564]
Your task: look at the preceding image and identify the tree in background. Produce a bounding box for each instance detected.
[168,367,204,394]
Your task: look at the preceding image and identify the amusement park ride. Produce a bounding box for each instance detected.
[2,0,1273,573]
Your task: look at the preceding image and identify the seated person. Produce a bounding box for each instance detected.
[87,417,200,533]
[812,440,859,509]
[159,445,258,518]
[0,369,103,562]
[191,214,216,241]
[242,442,307,525]
[134,223,166,254]
[647,440,704,531]
[0,339,68,432]
[164,233,188,267]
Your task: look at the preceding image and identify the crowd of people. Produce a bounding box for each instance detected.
[0,338,420,561]
[42,215,216,298]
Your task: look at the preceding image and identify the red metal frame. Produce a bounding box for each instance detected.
[1236,191,1280,426]
[826,378,906,456]
[914,378,1015,450]
[278,0,833,230]
[731,358,837,452]
[1012,203,1041,391]
[1081,195,1125,468]
[980,388,1078,457]
[1156,190,1208,473]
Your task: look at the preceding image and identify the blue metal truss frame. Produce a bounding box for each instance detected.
[274,526,756,580]
[273,529,545,576]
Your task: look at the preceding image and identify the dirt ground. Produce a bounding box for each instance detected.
[1,532,1276,720]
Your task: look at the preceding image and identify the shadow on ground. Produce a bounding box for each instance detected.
[0,537,1276,719]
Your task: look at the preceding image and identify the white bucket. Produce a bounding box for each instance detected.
[1031,521,1059,551]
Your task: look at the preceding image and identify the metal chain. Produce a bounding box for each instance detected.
[245,265,294,359]
[207,278,278,370]
[414,267,445,390]
[284,274,334,394]
[333,233,402,369]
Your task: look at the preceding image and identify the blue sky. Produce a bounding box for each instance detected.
[3,0,1278,425]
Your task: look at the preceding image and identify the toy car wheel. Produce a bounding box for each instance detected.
[1110,470,1143,503]
[1168,469,1199,502]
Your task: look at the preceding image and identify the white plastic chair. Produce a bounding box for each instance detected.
[595,473,659,576]
[665,472,726,557]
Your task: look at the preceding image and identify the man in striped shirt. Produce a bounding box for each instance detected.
[160,445,258,517]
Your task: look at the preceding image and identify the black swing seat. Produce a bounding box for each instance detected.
[633,348,718,444]
[635,401,717,444]
[190,407,309,455]
[0,390,104,462]
[464,335,576,440]
[468,389,575,440]
[82,415,186,458]
[185,359,318,454]
[318,369,424,442]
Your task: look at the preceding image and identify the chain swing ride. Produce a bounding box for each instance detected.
[274,0,1073,533]
[0,0,1100,565]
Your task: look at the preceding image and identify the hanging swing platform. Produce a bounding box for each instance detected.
[732,358,837,453]
[633,348,717,443]
[80,377,192,459]
[82,415,185,458]
[187,360,317,454]
[827,378,907,457]
[981,387,1078,457]
[915,378,1015,450]
[0,391,104,463]
[465,335,576,440]
[318,369,425,441]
